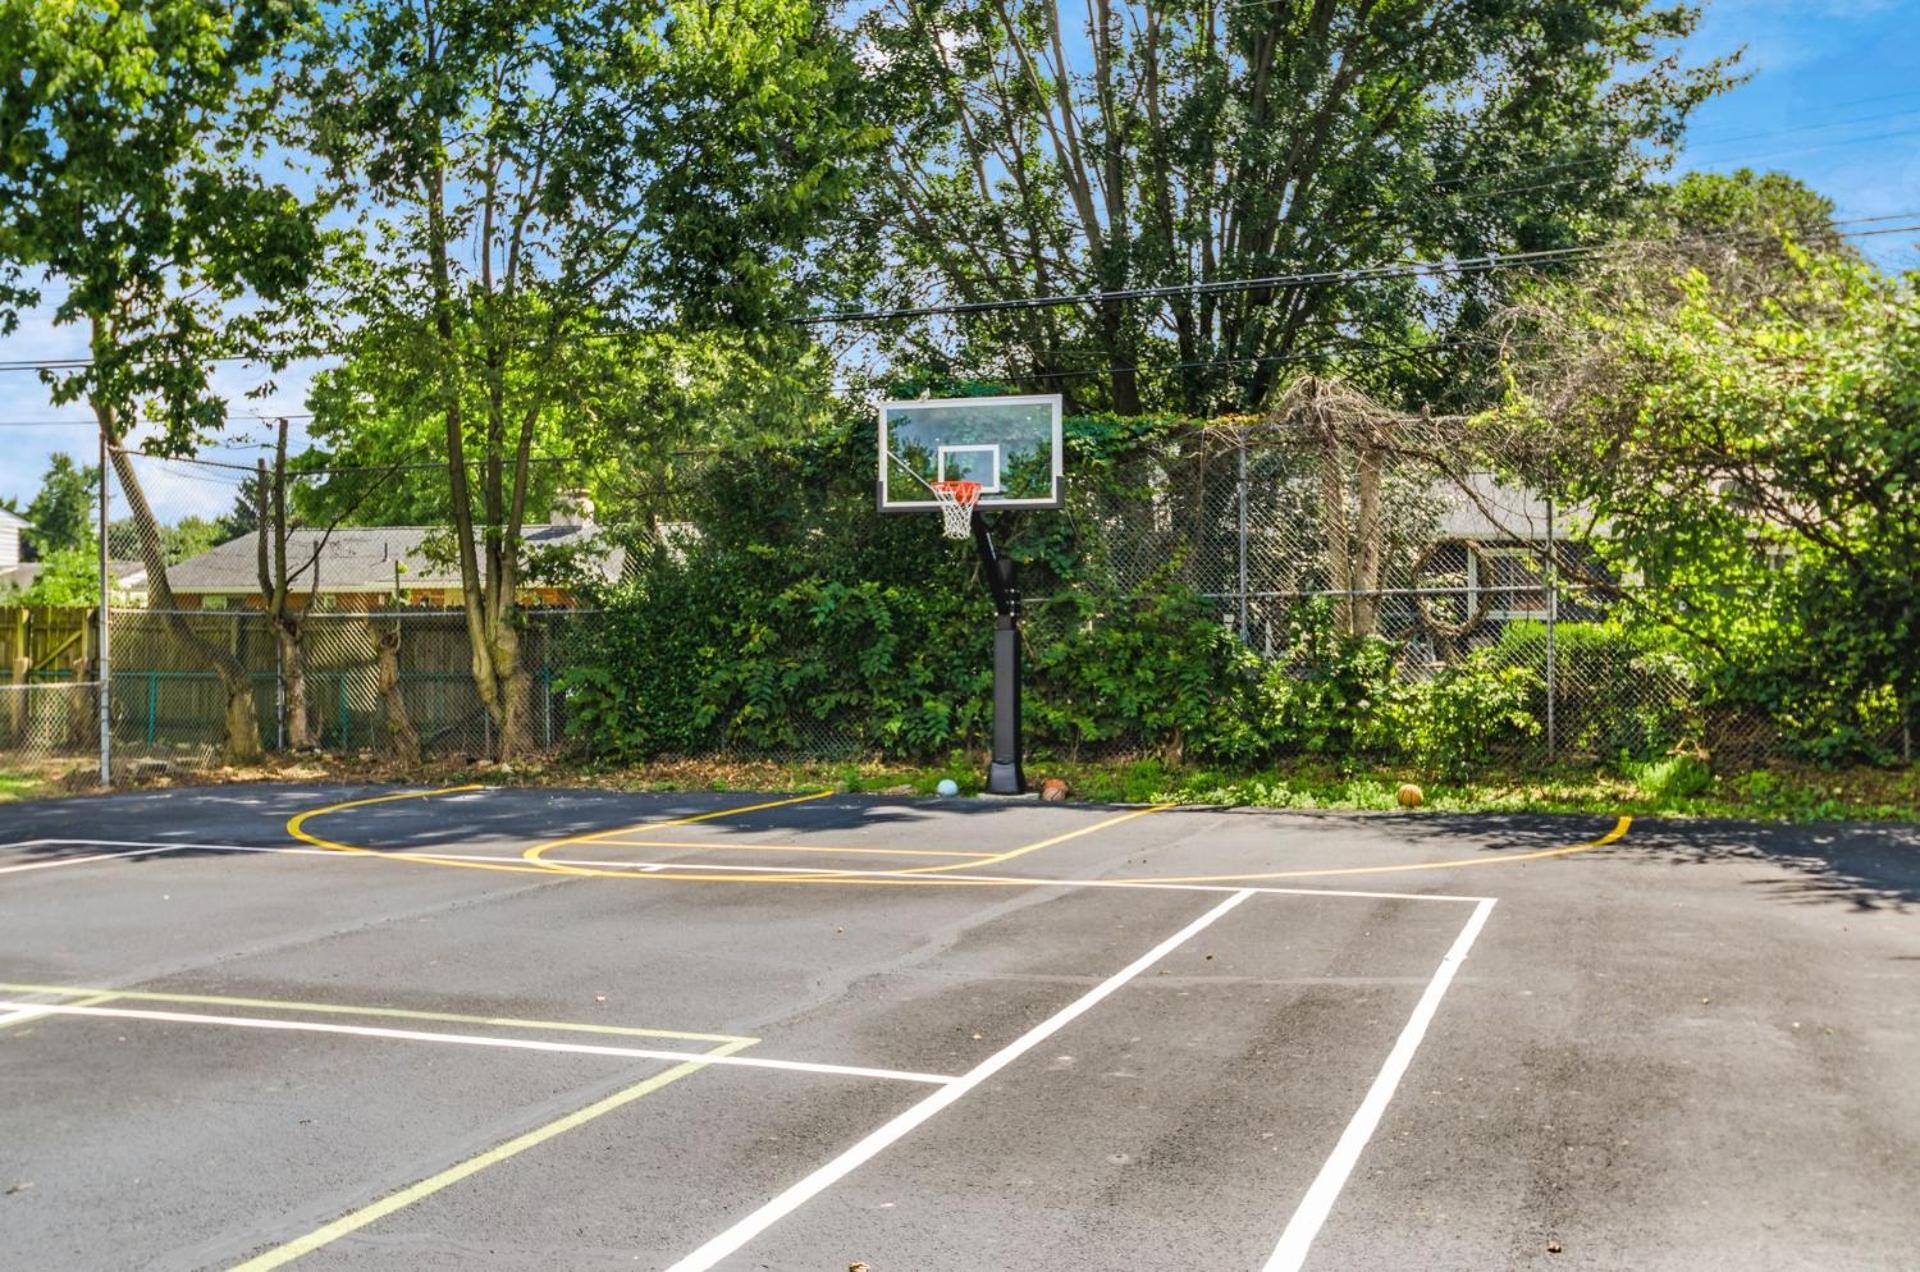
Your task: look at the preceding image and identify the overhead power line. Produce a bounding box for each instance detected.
[800,220,1920,326]
[2,220,1915,376]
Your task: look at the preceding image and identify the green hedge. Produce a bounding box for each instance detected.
[555,415,1898,774]
[555,417,1551,774]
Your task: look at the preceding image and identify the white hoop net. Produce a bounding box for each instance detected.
[930,480,982,539]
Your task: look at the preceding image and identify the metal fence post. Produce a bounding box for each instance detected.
[1545,491,1558,763]
[1236,435,1250,644]
[97,430,111,786]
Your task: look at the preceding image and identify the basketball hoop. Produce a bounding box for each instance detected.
[929,479,982,539]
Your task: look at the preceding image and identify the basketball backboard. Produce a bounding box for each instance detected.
[878,394,1064,512]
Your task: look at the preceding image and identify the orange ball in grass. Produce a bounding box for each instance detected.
[1396,783,1424,809]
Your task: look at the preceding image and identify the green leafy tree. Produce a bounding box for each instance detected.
[0,0,322,762]
[23,453,97,560]
[1641,168,1849,252]
[163,516,231,564]
[294,320,841,532]
[16,544,102,606]
[297,0,873,758]
[1498,216,1920,761]
[849,0,1731,416]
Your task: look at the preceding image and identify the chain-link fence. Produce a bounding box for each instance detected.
[0,435,1904,779]
[1041,424,1771,768]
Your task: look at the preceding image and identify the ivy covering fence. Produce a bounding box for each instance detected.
[557,414,1911,776]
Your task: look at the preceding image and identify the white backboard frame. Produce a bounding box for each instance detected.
[878,394,1064,512]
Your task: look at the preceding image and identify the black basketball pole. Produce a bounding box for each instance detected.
[970,514,1025,795]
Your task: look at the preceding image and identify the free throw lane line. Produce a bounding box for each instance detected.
[0,1001,954,1085]
[1263,896,1499,1271]
[663,888,1256,1272]
[229,1038,757,1271]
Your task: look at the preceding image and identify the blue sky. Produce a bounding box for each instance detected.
[2,0,1917,521]
[1674,0,1920,266]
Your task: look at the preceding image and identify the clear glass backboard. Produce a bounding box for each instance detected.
[878,394,1064,512]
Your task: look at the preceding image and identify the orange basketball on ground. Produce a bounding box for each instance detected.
[1396,783,1424,808]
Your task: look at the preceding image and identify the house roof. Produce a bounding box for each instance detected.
[0,560,147,593]
[166,525,624,594]
[1436,472,1600,542]
[0,508,30,529]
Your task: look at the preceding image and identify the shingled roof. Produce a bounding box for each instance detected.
[166,524,623,594]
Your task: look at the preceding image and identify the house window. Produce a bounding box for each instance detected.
[1473,547,1549,619]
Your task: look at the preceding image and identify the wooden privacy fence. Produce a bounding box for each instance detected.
[98,608,583,762]
[0,606,98,754]
[0,605,94,680]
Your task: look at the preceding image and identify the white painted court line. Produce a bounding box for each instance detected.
[0,837,1490,902]
[0,1000,955,1086]
[662,888,1257,1272]
[1262,895,1499,1271]
[0,842,193,874]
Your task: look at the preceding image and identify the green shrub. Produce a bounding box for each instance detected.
[1233,599,1404,762]
[1397,657,1543,779]
[1025,577,1241,759]
[1622,753,1713,800]
[1492,620,1700,760]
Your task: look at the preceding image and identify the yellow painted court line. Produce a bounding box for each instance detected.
[1123,814,1634,885]
[587,838,993,859]
[0,990,119,1030]
[517,803,1179,884]
[287,786,565,878]
[501,812,1630,887]
[893,802,1180,875]
[521,790,834,870]
[289,787,1630,889]
[229,1037,754,1271]
[0,983,752,1046]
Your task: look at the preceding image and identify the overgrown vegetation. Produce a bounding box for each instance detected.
[554,416,1830,783]
[1498,172,1920,767]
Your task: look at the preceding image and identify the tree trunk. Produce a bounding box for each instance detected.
[485,617,536,760]
[1318,431,1354,635]
[1351,442,1384,636]
[374,623,419,766]
[275,619,313,750]
[103,433,263,765]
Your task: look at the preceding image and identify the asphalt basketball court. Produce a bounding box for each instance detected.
[2,783,1917,1270]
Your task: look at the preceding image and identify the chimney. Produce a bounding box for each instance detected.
[551,488,595,529]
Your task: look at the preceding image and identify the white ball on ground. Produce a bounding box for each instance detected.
[935,778,959,797]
